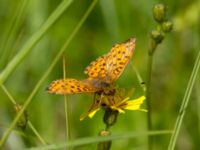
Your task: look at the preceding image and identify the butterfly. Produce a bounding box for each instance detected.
[47,38,136,95]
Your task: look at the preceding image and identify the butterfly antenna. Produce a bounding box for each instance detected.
[130,61,146,93]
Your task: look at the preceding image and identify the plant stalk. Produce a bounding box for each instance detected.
[167,50,200,150]
[0,85,46,145]
[146,53,154,150]
[0,0,73,85]
[63,54,71,150]
[0,0,98,147]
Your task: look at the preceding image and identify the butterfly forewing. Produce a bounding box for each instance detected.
[84,38,136,84]
[48,38,136,95]
[106,38,136,83]
[47,79,98,94]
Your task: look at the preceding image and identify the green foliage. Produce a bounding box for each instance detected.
[0,0,199,150]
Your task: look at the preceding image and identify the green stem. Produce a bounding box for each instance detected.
[64,96,71,150]
[0,0,98,147]
[63,54,71,150]
[0,0,73,85]
[98,109,118,150]
[27,121,47,145]
[0,0,28,67]
[146,53,153,150]
[0,85,47,145]
[1,85,17,105]
[167,50,200,150]
[27,130,172,150]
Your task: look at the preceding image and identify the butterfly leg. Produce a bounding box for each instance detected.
[87,93,103,111]
[98,93,105,107]
[106,89,116,106]
[80,93,101,120]
[87,93,99,111]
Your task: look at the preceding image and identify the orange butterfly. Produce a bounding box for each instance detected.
[47,38,136,95]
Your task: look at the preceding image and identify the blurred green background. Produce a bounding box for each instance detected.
[0,0,199,149]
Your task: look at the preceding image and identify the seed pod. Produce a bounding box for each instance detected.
[14,104,28,130]
[150,30,164,44]
[103,108,118,127]
[162,21,173,33]
[153,4,167,23]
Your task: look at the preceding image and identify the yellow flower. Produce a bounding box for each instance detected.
[110,96,147,113]
[80,95,147,121]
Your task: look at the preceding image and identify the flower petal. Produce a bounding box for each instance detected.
[88,108,100,118]
[125,96,146,111]
[80,107,100,121]
[110,106,125,113]
[80,101,101,121]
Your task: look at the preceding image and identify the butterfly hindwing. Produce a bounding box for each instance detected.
[84,55,107,80]
[47,79,98,94]
[48,38,136,95]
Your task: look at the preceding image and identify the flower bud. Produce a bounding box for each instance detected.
[103,108,118,127]
[14,104,28,130]
[162,21,173,33]
[150,30,164,44]
[153,4,167,23]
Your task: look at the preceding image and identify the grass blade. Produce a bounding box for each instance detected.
[0,0,73,85]
[0,0,28,67]
[27,121,47,145]
[0,85,47,145]
[25,130,172,150]
[62,54,71,150]
[0,0,98,147]
[167,50,200,150]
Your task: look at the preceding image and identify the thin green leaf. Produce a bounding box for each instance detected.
[0,85,47,145]
[25,130,172,150]
[0,0,28,67]
[0,0,73,85]
[0,0,97,147]
[168,50,200,150]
